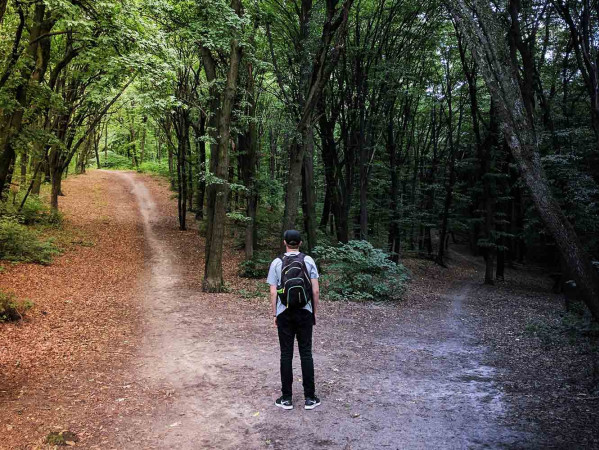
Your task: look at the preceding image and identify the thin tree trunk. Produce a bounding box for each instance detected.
[301,126,317,252]
[283,139,305,232]
[140,116,147,165]
[195,115,206,220]
[94,128,101,169]
[269,128,277,180]
[19,148,27,190]
[50,165,62,210]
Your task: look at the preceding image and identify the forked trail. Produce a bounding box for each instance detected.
[111,171,534,449]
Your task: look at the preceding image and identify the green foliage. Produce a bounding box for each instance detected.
[313,241,409,302]
[227,211,251,224]
[543,154,599,254]
[45,431,78,446]
[526,309,599,348]
[0,290,33,322]
[138,161,171,177]
[237,285,266,299]
[239,253,271,278]
[0,218,60,264]
[0,193,61,227]
[99,151,134,170]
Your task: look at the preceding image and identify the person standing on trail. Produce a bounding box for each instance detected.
[267,230,320,410]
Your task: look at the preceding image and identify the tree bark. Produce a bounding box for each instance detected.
[202,0,243,292]
[240,59,259,260]
[19,148,27,190]
[301,126,317,252]
[194,114,206,220]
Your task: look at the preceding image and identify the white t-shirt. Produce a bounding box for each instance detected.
[266,251,319,316]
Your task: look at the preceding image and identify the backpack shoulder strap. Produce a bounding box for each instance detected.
[298,253,313,286]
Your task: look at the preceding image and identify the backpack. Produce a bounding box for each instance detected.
[277,253,313,309]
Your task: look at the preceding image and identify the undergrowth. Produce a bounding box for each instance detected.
[0,218,59,264]
[0,290,33,322]
[0,192,61,264]
[526,303,599,347]
[239,251,271,278]
[313,240,410,302]
[93,151,171,178]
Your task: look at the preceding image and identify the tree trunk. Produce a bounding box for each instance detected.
[203,0,243,292]
[242,57,260,260]
[166,137,175,188]
[186,131,194,213]
[140,116,147,165]
[19,148,27,190]
[318,97,349,243]
[387,109,401,262]
[0,0,8,24]
[50,166,62,210]
[320,188,330,231]
[195,115,206,220]
[301,126,317,252]
[269,128,277,180]
[176,114,188,231]
[31,161,43,195]
[94,128,101,169]
[283,137,305,232]
[437,148,456,266]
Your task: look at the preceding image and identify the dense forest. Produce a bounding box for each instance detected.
[1,0,598,314]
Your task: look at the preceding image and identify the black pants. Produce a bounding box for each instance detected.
[277,308,315,399]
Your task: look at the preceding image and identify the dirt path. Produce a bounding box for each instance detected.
[8,170,596,449]
[106,171,535,449]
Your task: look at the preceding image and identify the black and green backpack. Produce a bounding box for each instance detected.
[277,253,312,309]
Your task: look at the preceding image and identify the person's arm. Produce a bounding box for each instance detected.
[271,284,278,327]
[267,259,280,327]
[311,278,319,324]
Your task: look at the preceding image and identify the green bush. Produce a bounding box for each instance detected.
[0,290,33,322]
[313,240,410,301]
[239,253,271,278]
[17,194,47,224]
[0,192,54,225]
[0,218,59,264]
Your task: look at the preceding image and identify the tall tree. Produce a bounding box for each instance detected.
[202,0,244,292]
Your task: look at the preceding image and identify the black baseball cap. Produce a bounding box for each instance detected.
[283,229,301,245]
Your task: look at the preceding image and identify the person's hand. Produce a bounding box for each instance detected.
[273,316,278,327]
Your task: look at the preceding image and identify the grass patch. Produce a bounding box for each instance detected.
[138,160,171,177]
[0,192,61,226]
[45,431,78,446]
[0,217,60,264]
[525,307,599,347]
[0,290,33,322]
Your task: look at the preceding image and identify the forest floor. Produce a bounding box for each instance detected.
[1,170,598,449]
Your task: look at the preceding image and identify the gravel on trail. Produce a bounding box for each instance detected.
[1,170,597,449]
